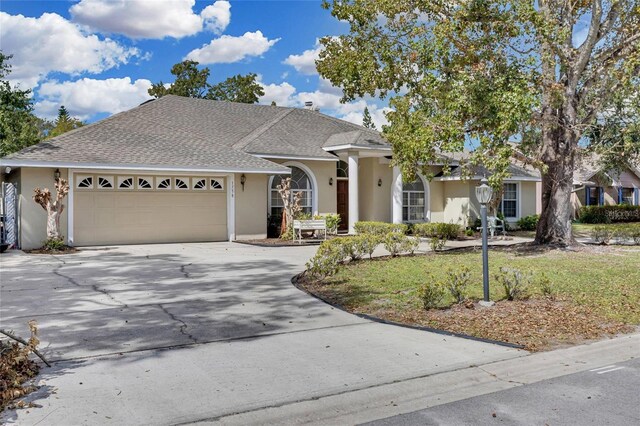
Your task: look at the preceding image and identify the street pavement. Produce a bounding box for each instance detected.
[365,358,640,426]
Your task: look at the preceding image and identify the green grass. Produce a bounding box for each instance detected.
[320,247,640,324]
[511,222,640,239]
[571,222,640,237]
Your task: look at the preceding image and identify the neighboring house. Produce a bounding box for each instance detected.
[0,95,540,249]
[571,154,640,217]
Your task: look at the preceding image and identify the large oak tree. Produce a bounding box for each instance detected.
[149,60,264,104]
[317,0,640,245]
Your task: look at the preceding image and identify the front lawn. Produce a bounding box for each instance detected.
[511,222,640,239]
[299,246,640,351]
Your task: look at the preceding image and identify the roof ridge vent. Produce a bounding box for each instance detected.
[304,101,319,111]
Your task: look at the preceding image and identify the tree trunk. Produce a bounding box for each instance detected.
[46,201,64,239]
[535,104,579,246]
[46,208,59,239]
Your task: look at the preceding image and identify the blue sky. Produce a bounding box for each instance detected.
[0,0,390,126]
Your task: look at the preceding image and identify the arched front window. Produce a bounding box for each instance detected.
[403,178,425,222]
[270,166,313,220]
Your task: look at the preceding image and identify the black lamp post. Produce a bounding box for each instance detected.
[475,178,494,304]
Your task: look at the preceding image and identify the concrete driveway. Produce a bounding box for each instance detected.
[1,242,524,425]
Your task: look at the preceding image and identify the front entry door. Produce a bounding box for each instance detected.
[337,180,348,231]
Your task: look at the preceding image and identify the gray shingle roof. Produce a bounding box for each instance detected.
[2,95,389,171]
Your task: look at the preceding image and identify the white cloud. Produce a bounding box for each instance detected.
[185,31,279,64]
[283,41,322,75]
[201,1,231,34]
[258,77,390,129]
[259,80,297,107]
[0,12,140,89]
[70,0,231,39]
[340,106,391,130]
[34,77,153,120]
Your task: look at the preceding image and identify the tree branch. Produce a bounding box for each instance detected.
[0,329,51,367]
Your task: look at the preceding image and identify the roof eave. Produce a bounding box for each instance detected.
[0,159,290,175]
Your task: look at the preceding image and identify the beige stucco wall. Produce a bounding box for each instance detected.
[443,181,472,226]
[16,167,69,250]
[572,187,585,217]
[429,180,445,222]
[235,173,268,240]
[359,158,393,222]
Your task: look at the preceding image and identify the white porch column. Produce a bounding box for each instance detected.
[227,173,236,241]
[348,154,359,234]
[392,166,403,224]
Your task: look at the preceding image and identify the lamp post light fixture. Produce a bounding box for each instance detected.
[475,177,494,305]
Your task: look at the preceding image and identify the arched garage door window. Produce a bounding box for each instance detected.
[270,166,313,220]
[403,179,426,222]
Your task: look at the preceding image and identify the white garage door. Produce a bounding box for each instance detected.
[73,174,227,246]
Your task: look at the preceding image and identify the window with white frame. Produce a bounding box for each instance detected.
[118,176,134,189]
[270,166,313,220]
[97,176,113,189]
[210,178,223,190]
[156,178,171,190]
[193,178,207,190]
[174,178,189,190]
[498,183,518,218]
[137,177,153,189]
[403,179,425,222]
[621,188,635,205]
[76,175,93,189]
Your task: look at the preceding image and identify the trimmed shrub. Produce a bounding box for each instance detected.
[441,267,471,303]
[341,237,364,261]
[305,239,347,278]
[418,281,447,310]
[42,237,65,251]
[517,214,539,231]
[359,234,381,259]
[495,267,531,301]
[383,231,410,257]
[413,222,461,240]
[591,225,615,244]
[537,273,555,298]
[355,221,408,236]
[429,236,447,252]
[323,213,341,234]
[579,205,640,224]
[402,236,420,255]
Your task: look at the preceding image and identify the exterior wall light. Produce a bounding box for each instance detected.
[378,178,382,187]
[54,168,61,181]
[240,173,246,191]
[329,177,333,186]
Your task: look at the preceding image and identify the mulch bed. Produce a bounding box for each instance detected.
[236,235,344,247]
[375,298,634,352]
[24,246,79,255]
[299,274,634,352]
